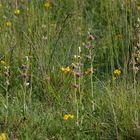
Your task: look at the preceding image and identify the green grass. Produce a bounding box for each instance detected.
[0,0,140,139]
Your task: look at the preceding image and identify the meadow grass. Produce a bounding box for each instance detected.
[0,0,140,139]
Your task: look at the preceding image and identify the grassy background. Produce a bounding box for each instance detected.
[0,0,140,139]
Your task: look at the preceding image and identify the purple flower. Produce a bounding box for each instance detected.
[21,64,28,70]
[86,45,94,49]
[75,71,82,77]
[20,73,27,79]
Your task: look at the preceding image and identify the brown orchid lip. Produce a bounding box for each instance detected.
[88,35,95,40]
[72,84,79,88]
[137,44,140,49]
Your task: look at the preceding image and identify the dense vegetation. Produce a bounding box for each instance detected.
[0,0,140,139]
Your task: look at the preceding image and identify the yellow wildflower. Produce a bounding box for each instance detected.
[63,114,74,120]
[6,21,12,27]
[61,66,71,75]
[113,69,121,76]
[0,133,6,140]
[0,60,6,65]
[63,114,69,120]
[44,1,51,10]
[69,114,74,119]
[14,9,20,15]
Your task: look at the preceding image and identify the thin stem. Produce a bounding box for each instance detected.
[90,50,94,111]
[74,73,79,126]
[5,84,9,126]
[23,79,27,116]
